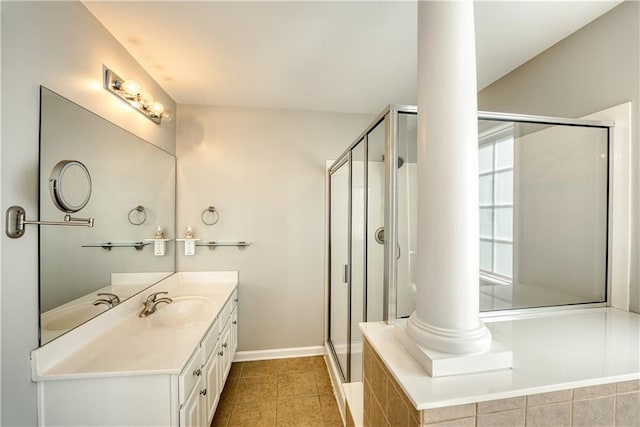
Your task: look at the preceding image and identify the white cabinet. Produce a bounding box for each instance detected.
[179,290,238,427]
[203,339,222,423]
[180,376,204,427]
[230,308,238,355]
[216,304,237,395]
[35,286,238,427]
[178,341,209,427]
[179,347,205,407]
[220,321,232,380]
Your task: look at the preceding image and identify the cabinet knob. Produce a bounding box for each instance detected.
[193,368,201,377]
[233,298,238,302]
[222,343,228,348]
[218,351,224,356]
[200,389,207,396]
[232,320,237,325]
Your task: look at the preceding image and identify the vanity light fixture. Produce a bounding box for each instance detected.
[103,66,172,125]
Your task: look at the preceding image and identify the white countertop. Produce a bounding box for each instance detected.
[360,307,640,410]
[32,272,237,381]
[40,272,174,344]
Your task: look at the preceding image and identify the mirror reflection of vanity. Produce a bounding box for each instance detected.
[38,87,176,345]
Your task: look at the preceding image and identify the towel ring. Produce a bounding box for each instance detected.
[201,206,220,226]
[128,205,147,225]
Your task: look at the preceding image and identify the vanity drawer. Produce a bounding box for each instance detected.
[220,291,237,326]
[179,347,204,405]
[231,289,238,307]
[201,317,220,362]
[220,300,232,326]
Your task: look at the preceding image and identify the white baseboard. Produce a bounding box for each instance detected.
[233,345,325,362]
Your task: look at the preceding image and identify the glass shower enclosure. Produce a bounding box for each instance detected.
[327,105,612,384]
[328,106,417,382]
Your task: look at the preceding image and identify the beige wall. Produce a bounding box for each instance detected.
[1,2,176,424]
[478,1,640,313]
[176,104,373,351]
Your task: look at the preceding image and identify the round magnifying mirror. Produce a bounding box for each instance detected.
[49,160,92,213]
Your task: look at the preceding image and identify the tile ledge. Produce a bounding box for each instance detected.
[343,382,364,427]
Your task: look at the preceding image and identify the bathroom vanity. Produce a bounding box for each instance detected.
[31,272,238,427]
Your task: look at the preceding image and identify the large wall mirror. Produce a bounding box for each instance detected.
[39,87,176,345]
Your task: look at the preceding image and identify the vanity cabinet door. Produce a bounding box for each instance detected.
[180,375,204,427]
[230,307,238,355]
[220,322,232,380]
[179,348,204,406]
[203,339,222,425]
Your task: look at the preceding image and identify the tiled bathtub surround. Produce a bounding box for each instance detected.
[212,356,342,426]
[363,338,640,427]
[360,309,639,416]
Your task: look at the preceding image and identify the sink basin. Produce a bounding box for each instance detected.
[148,296,214,328]
[42,303,109,331]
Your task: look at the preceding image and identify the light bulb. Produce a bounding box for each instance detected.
[138,92,153,108]
[121,80,140,97]
[161,110,173,121]
[149,102,165,116]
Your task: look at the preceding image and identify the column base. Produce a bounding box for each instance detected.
[395,319,513,377]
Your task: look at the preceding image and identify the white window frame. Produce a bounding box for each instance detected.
[479,124,514,285]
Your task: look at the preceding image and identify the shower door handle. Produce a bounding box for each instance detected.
[343,264,349,283]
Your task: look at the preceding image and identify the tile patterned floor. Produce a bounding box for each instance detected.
[211,356,343,427]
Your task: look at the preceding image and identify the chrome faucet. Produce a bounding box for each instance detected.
[92,292,120,307]
[138,291,173,318]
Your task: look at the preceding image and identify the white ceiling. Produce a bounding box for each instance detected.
[84,1,621,115]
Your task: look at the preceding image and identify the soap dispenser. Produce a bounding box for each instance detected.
[146,226,169,256]
[155,226,165,239]
[177,226,199,256]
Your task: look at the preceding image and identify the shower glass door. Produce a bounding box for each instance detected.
[327,112,390,383]
[329,157,350,380]
[366,120,386,323]
[396,112,418,318]
[350,141,366,382]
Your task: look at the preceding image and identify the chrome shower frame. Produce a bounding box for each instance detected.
[326,105,614,383]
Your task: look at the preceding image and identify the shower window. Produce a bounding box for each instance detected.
[479,126,514,283]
